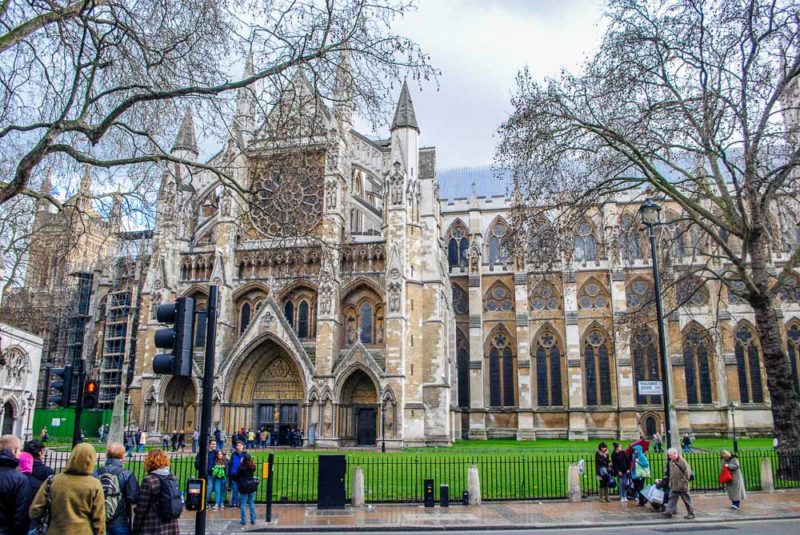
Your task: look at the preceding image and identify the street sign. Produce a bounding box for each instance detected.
[638,381,663,395]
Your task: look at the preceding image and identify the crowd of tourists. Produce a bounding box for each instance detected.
[193,439,261,525]
[213,426,304,449]
[594,436,746,519]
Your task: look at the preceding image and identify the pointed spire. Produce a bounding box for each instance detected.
[244,50,255,78]
[172,107,198,155]
[334,50,354,129]
[390,80,419,132]
[80,164,92,193]
[111,186,122,223]
[41,169,53,195]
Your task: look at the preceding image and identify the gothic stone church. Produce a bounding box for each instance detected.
[21,68,800,446]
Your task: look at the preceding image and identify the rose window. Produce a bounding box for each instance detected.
[249,167,323,237]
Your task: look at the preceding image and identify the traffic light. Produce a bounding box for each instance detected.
[83,380,99,409]
[153,297,196,376]
[51,365,74,407]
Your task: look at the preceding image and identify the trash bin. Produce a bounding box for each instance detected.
[440,484,449,507]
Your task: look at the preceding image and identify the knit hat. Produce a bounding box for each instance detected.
[18,452,33,474]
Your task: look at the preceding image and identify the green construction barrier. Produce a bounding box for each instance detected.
[32,409,118,440]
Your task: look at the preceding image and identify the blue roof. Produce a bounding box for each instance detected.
[437,166,510,201]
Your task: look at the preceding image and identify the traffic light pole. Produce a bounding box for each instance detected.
[72,361,86,448]
[196,285,218,535]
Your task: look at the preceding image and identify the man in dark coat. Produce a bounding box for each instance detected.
[23,439,54,482]
[0,436,32,535]
[95,442,139,534]
[195,439,219,503]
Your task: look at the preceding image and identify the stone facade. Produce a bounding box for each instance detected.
[0,323,44,439]
[9,65,800,445]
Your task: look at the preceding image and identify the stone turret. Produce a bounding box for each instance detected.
[234,53,257,145]
[171,107,199,158]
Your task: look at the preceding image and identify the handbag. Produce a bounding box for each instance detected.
[719,465,733,484]
[35,475,54,535]
[635,462,651,479]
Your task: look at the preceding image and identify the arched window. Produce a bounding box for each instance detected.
[678,277,709,306]
[573,221,597,262]
[787,323,800,395]
[298,300,310,338]
[360,302,373,344]
[240,303,251,334]
[487,330,515,407]
[728,280,747,306]
[779,274,800,303]
[620,215,641,260]
[284,301,294,328]
[735,325,764,403]
[583,326,613,406]
[487,218,510,268]
[683,325,713,405]
[578,278,609,309]
[457,329,470,409]
[484,282,514,313]
[447,221,469,268]
[632,327,661,405]
[626,278,654,309]
[534,327,563,407]
[452,283,468,315]
[665,212,685,260]
[529,281,561,311]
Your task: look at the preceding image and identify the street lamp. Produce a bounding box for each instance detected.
[639,198,675,450]
[381,399,387,453]
[728,401,739,453]
[26,393,35,441]
[126,394,133,434]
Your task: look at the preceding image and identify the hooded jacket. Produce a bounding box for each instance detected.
[29,443,105,535]
[0,448,32,535]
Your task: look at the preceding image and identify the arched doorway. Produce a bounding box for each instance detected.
[645,416,657,438]
[338,369,378,446]
[228,340,306,446]
[2,401,16,435]
[161,376,197,434]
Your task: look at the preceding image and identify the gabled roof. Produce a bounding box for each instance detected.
[390,80,419,132]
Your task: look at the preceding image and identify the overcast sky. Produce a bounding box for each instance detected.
[382,0,607,170]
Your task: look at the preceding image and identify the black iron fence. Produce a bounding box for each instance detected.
[44,448,800,504]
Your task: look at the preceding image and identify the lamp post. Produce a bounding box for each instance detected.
[640,199,675,450]
[26,393,35,441]
[729,401,739,453]
[126,394,133,434]
[381,399,386,453]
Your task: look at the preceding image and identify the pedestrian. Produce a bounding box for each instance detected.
[170,431,178,452]
[162,434,170,451]
[611,442,630,502]
[191,429,199,454]
[247,429,255,450]
[98,425,105,442]
[260,429,267,449]
[0,435,32,535]
[18,452,41,535]
[139,430,147,453]
[773,436,779,450]
[210,450,228,509]
[23,440,54,483]
[719,450,746,510]
[214,427,222,444]
[195,439,218,505]
[177,431,185,453]
[631,443,650,503]
[132,449,181,535]
[595,442,612,502]
[95,442,139,535]
[662,448,695,519]
[235,456,259,526]
[30,442,105,535]
[227,441,247,507]
[40,427,48,443]
[682,433,692,454]
[653,433,663,453]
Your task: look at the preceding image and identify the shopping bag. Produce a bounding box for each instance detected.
[719,465,733,484]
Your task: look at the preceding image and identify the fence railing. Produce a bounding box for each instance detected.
[44,448,800,504]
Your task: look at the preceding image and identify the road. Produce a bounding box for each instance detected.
[226,519,800,535]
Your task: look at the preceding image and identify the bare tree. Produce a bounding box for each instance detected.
[497,0,800,451]
[0,0,434,208]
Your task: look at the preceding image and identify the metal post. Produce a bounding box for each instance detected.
[195,285,218,535]
[730,403,739,453]
[646,223,673,450]
[381,400,386,453]
[72,361,86,448]
[265,452,275,522]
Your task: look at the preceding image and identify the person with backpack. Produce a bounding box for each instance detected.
[95,442,139,535]
[235,456,259,526]
[227,441,247,508]
[132,449,181,535]
[662,448,695,519]
[29,442,105,535]
[210,450,228,509]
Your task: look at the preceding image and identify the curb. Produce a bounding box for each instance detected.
[244,513,800,532]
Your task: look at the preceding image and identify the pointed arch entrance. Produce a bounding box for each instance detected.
[1,401,16,435]
[228,339,306,446]
[337,368,379,446]
[160,376,197,434]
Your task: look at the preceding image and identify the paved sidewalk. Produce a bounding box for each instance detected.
[179,489,800,533]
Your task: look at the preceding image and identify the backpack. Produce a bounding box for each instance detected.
[98,470,123,522]
[238,475,260,494]
[154,474,183,521]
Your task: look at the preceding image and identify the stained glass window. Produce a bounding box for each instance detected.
[240,303,251,334]
[779,274,800,303]
[535,328,563,407]
[626,278,654,309]
[683,326,713,405]
[448,221,469,268]
[359,302,373,344]
[578,279,609,309]
[453,284,469,315]
[485,283,514,313]
[457,329,470,409]
[735,326,764,403]
[529,282,561,311]
[632,327,661,405]
[298,300,309,338]
[728,280,747,306]
[678,277,708,306]
[487,219,510,268]
[488,332,515,407]
[574,222,597,262]
[284,301,294,328]
[584,327,612,406]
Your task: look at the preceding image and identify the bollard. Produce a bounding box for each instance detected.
[352,466,365,507]
[568,464,582,502]
[760,457,774,493]
[467,465,481,505]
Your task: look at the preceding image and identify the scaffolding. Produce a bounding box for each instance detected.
[99,290,131,407]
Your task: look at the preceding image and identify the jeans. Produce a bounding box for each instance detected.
[240,492,256,524]
[230,479,240,506]
[617,474,629,499]
[107,524,131,535]
[192,439,198,453]
[206,476,214,502]
[213,478,226,506]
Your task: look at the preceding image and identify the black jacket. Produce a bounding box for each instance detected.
[195,447,218,476]
[611,450,630,475]
[595,450,611,477]
[31,459,54,482]
[95,458,139,528]
[0,449,32,535]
